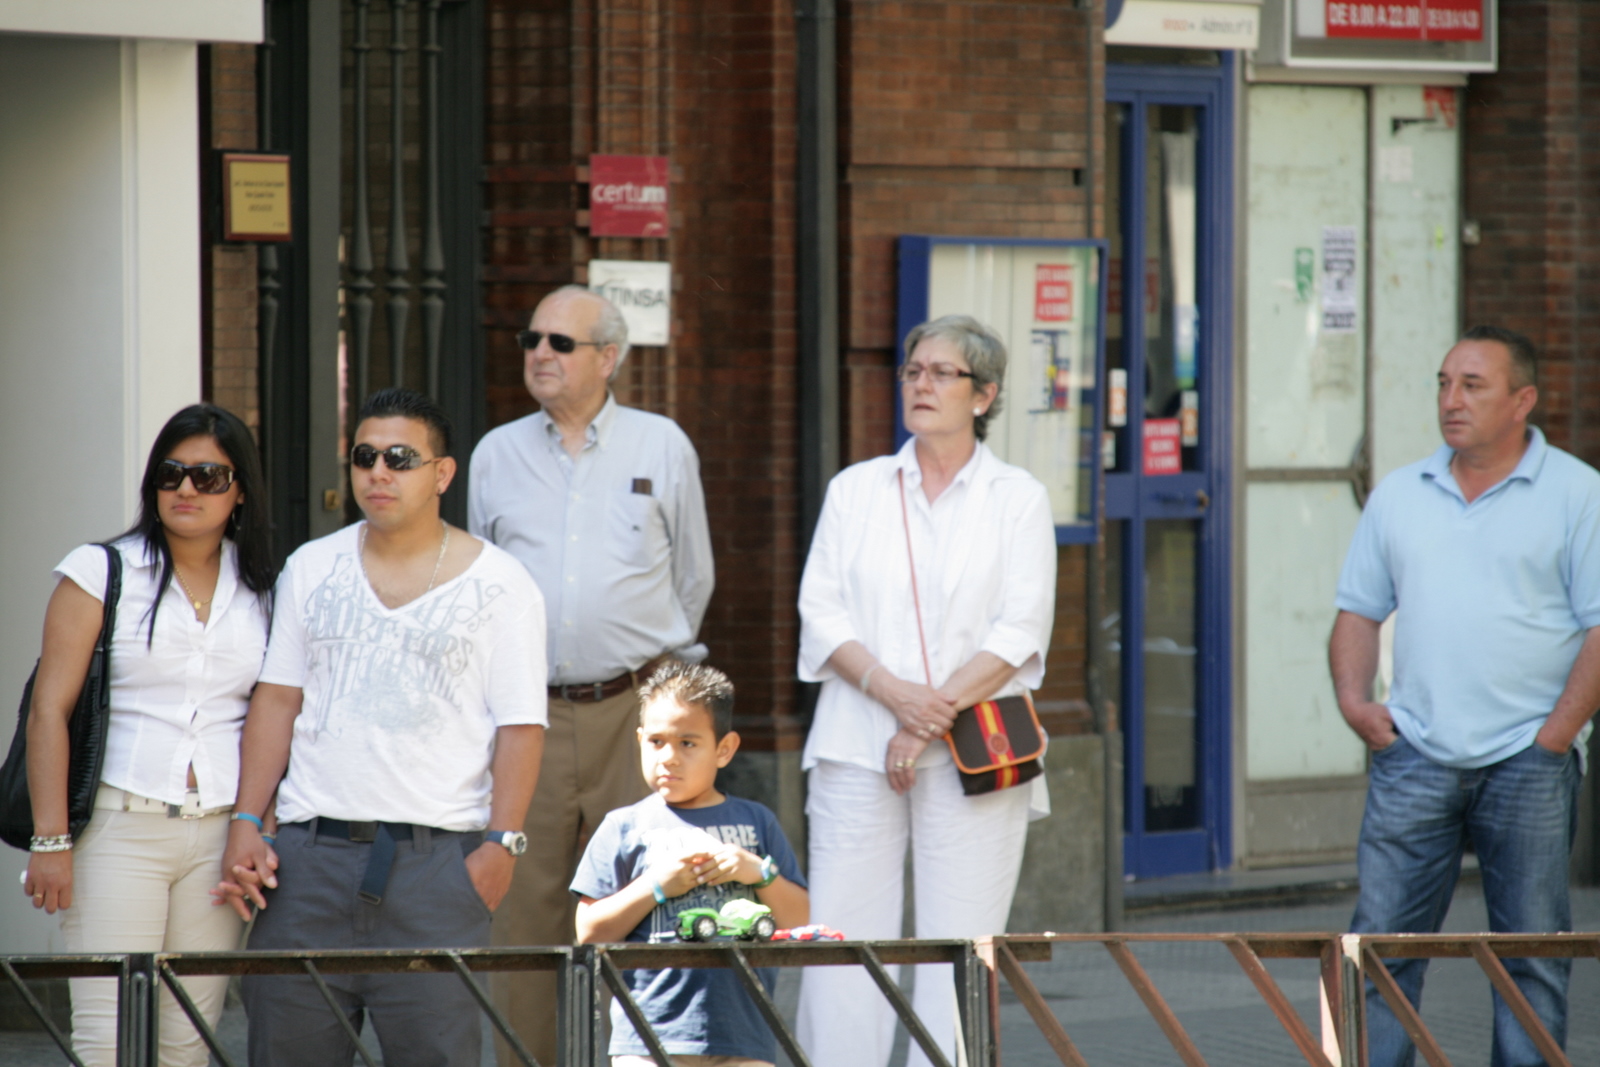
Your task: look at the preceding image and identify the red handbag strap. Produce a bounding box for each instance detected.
[896,469,935,687]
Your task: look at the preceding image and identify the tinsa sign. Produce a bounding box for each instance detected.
[588,260,671,346]
[589,155,670,238]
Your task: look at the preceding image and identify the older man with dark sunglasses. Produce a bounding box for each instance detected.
[468,285,714,1063]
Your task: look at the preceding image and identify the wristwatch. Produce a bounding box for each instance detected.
[486,830,528,857]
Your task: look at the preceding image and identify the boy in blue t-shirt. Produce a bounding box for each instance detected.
[572,662,809,1067]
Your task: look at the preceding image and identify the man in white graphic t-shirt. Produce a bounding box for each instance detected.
[218,388,548,1066]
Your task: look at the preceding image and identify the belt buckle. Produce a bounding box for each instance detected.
[168,794,206,820]
[348,821,379,843]
[592,682,605,702]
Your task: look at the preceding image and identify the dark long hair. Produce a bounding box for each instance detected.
[122,404,277,640]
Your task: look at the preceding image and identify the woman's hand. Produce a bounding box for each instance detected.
[214,821,279,921]
[885,728,933,795]
[23,851,73,914]
[871,673,958,741]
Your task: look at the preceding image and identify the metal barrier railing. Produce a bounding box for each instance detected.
[590,940,988,1067]
[0,941,982,1067]
[6,932,1596,1066]
[983,931,1600,1067]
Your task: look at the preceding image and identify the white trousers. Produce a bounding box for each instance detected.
[795,759,1031,1067]
[60,802,244,1067]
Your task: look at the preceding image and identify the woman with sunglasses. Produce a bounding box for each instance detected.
[22,404,276,1067]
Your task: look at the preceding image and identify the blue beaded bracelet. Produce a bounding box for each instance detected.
[231,812,264,831]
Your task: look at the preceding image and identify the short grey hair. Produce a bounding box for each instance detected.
[542,284,631,373]
[901,314,1007,441]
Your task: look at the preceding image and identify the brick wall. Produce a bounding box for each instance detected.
[484,0,802,747]
[1462,0,1600,464]
[203,44,261,435]
[839,0,1102,725]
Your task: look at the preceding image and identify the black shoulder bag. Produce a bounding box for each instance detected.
[0,544,122,850]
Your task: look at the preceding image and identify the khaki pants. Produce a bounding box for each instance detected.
[61,799,243,1067]
[495,686,650,1064]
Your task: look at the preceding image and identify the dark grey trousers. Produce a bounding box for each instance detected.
[241,820,492,1067]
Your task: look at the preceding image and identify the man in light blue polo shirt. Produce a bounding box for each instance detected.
[1331,325,1600,1067]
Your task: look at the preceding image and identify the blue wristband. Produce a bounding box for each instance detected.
[231,812,264,831]
[649,877,667,904]
[260,835,276,847]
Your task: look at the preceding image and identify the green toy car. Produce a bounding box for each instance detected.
[676,898,777,942]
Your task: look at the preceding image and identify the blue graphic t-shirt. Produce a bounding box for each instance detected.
[570,793,806,1060]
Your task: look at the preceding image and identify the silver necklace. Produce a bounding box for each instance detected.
[360,520,450,600]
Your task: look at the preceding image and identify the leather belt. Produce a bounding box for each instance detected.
[299,818,481,907]
[549,656,668,704]
[96,787,232,820]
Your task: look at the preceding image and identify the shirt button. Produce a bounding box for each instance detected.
[567,576,575,583]
[570,535,578,542]
[570,493,580,502]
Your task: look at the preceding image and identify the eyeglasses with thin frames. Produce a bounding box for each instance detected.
[897,362,977,385]
[517,330,605,354]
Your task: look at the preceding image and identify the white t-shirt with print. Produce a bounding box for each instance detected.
[261,523,548,830]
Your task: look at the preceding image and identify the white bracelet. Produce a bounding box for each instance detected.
[29,834,72,853]
[859,664,879,696]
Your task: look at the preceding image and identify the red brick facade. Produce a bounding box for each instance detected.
[200,2,1104,745]
[1462,0,1600,463]
[202,44,261,435]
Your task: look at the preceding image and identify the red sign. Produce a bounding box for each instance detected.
[588,155,670,238]
[1143,419,1182,476]
[1324,0,1483,42]
[1034,264,1074,322]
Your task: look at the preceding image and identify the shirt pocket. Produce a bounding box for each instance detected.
[607,491,667,572]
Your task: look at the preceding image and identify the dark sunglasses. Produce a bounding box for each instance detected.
[516,329,605,354]
[350,443,441,472]
[155,460,235,494]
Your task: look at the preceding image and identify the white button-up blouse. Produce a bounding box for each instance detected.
[54,538,270,809]
[798,438,1057,775]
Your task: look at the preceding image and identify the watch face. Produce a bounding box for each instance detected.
[492,831,528,856]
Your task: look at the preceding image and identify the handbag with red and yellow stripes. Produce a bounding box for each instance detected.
[943,692,1045,796]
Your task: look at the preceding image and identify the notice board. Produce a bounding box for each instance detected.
[898,236,1108,542]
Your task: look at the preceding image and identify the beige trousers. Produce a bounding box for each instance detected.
[494,687,651,1065]
[60,800,244,1067]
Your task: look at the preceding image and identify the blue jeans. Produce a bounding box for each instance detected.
[1350,735,1582,1067]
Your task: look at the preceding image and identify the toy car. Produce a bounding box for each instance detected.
[676,898,777,942]
[771,924,845,942]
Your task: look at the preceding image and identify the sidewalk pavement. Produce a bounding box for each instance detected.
[2,879,1596,1065]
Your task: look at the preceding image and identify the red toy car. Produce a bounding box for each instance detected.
[772,924,845,941]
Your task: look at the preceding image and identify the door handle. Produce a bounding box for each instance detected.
[1153,489,1210,510]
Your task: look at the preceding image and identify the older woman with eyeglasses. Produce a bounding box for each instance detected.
[795,315,1058,1067]
[22,404,276,1067]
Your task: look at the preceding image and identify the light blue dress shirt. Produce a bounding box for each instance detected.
[1336,427,1600,768]
[468,394,714,686]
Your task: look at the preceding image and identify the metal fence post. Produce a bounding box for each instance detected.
[122,953,158,1067]
[954,941,993,1067]
[561,944,599,1067]
[1338,935,1365,1067]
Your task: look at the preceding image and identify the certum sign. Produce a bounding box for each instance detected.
[589,155,670,238]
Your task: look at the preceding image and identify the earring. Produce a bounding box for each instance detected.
[973,408,983,416]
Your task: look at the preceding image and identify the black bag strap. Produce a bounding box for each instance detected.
[95,543,123,651]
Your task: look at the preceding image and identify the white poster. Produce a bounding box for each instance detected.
[1320,226,1358,334]
[587,259,671,346]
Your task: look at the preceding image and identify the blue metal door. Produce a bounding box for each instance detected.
[1104,60,1234,879]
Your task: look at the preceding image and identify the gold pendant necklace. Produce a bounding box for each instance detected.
[173,564,213,615]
